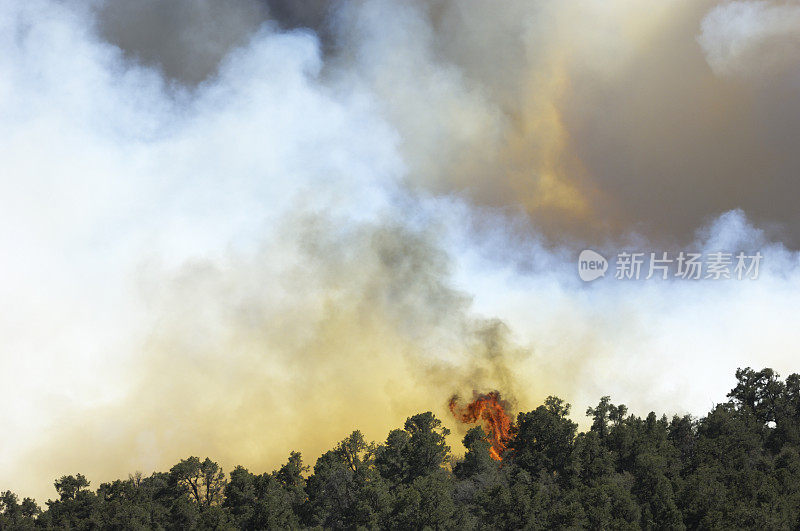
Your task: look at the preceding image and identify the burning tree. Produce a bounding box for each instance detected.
[449,391,513,460]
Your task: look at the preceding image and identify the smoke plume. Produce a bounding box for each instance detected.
[2,0,800,502]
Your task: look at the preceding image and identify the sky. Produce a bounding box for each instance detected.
[2,0,800,502]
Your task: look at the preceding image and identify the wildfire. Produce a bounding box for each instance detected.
[449,391,513,460]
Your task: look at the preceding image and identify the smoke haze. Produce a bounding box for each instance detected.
[2,0,800,501]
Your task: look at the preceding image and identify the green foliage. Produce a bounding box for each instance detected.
[224,463,301,529]
[454,426,496,479]
[511,396,578,481]
[305,431,390,528]
[169,456,227,509]
[7,367,800,529]
[402,412,452,481]
[0,490,39,530]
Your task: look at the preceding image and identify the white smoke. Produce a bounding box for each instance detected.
[699,0,800,78]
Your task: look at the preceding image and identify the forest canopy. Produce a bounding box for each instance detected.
[2,367,800,530]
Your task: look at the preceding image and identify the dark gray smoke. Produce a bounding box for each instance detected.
[94,0,332,84]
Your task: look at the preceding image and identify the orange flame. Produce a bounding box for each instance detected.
[449,391,513,460]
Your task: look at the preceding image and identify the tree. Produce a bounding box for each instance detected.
[587,396,627,439]
[389,470,456,529]
[0,491,40,530]
[275,451,307,517]
[511,396,578,480]
[376,412,450,485]
[454,426,495,479]
[54,474,90,501]
[375,429,411,484]
[306,431,390,528]
[169,456,227,508]
[224,465,300,529]
[403,412,451,481]
[43,474,100,529]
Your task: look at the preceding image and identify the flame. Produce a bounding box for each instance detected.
[449,391,513,460]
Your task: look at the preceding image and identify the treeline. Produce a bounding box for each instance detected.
[3,367,800,529]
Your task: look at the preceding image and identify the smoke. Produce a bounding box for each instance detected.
[94,0,269,84]
[326,0,800,245]
[2,0,800,503]
[699,0,800,78]
[93,0,335,84]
